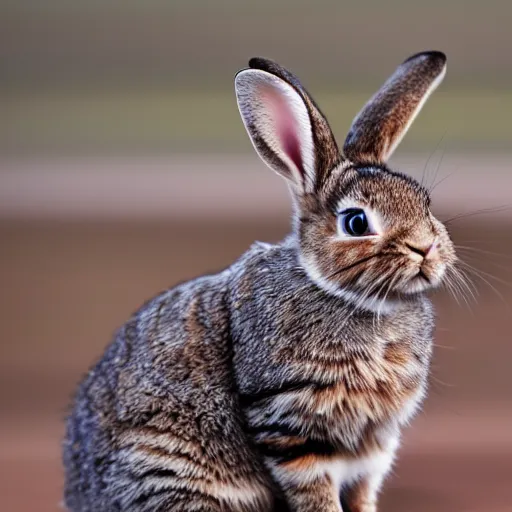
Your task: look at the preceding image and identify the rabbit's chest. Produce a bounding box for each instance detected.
[268,338,429,452]
[348,340,423,402]
[244,340,429,466]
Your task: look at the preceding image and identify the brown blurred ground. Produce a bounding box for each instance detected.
[0,216,511,512]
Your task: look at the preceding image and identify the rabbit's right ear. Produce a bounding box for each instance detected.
[343,51,447,164]
[235,58,341,194]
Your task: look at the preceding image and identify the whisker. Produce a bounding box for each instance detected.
[447,277,469,308]
[457,261,509,307]
[373,272,399,329]
[340,272,392,329]
[441,276,458,304]
[445,269,472,309]
[442,267,460,301]
[376,273,401,327]
[352,277,384,312]
[458,260,512,288]
[456,251,512,274]
[429,171,455,194]
[443,265,475,309]
[455,245,512,261]
[421,132,447,188]
[372,279,390,331]
[451,265,478,303]
[443,204,512,225]
[455,239,507,246]
[432,343,456,350]
[326,253,383,280]
[430,375,455,389]
[427,142,447,192]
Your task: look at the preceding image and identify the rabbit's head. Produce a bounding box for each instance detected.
[235,52,457,309]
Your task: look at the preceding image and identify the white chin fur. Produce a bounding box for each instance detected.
[400,265,446,295]
[400,278,439,295]
[299,254,400,315]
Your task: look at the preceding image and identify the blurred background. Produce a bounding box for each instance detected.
[1,1,511,511]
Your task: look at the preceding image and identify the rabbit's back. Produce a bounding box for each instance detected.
[63,269,275,511]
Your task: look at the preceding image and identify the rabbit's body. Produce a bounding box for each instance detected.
[64,51,456,511]
[64,261,275,512]
[64,238,433,511]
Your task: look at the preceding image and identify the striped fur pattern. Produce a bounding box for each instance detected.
[64,51,454,511]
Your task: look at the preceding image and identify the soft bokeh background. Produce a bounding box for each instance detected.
[1,2,511,511]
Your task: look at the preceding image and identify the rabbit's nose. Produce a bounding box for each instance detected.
[405,238,438,260]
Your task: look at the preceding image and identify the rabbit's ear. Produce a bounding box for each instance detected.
[235,58,341,193]
[343,51,447,164]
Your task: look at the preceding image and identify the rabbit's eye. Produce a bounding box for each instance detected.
[339,208,370,237]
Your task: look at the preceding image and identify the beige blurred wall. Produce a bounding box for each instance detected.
[2,0,512,89]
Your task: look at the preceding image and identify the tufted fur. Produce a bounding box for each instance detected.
[63,51,455,512]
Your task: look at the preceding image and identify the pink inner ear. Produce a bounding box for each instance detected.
[262,86,304,175]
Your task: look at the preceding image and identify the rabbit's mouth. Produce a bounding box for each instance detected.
[417,268,431,284]
[399,263,446,295]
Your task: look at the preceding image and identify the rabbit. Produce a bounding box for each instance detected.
[63,50,457,512]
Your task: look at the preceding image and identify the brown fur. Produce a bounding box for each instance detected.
[343,51,447,164]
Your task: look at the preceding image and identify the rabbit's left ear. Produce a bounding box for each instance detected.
[343,51,447,164]
[235,58,341,194]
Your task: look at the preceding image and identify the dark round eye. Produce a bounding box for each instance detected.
[339,208,370,236]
